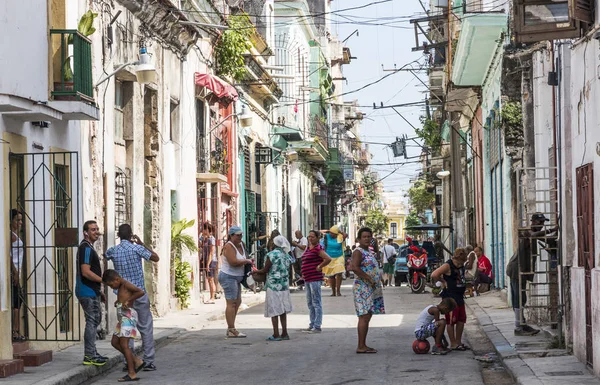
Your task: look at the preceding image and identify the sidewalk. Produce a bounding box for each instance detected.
[467,290,600,385]
[2,290,265,385]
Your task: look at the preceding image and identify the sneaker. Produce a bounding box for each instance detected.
[308,328,322,334]
[301,327,314,333]
[431,345,449,355]
[514,327,537,336]
[83,356,107,366]
[522,325,541,335]
[143,363,157,371]
[96,354,109,360]
[226,328,247,338]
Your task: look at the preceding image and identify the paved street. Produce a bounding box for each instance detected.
[89,284,496,385]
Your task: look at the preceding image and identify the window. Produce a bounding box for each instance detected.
[115,168,131,230]
[196,99,207,173]
[513,0,593,43]
[170,100,179,142]
[390,222,398,238]
[114,81,124,142]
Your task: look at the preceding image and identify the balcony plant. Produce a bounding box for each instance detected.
[214,13,253,81]
[62,10,98,83]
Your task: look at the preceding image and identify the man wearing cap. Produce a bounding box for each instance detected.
[506,213,558,336]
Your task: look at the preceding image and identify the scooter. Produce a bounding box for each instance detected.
[407,251,428,294]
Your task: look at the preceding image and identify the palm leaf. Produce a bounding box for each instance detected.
[171,218,198,257]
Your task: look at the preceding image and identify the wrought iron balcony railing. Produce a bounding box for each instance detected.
[243,55,283,98]
[197,132,230,176]
[50,30,94,102]
[310,115,329,152]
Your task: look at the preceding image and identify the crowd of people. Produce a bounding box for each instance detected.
[5,209,552,382]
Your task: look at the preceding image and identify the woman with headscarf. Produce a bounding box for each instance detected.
[254,235,293,341]
[219,226,254,338]
[350,227,385,353]
[320,225,348,296]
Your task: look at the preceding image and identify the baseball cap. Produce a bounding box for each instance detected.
[228,226,243,235]
[531,213,549,222]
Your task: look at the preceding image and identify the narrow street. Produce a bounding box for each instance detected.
[88,284,507,385]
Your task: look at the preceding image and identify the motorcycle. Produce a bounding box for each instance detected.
[407,250,428,293]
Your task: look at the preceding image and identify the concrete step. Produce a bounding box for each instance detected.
[0,359,25,378]
[13,350,53,367]
[12,342,29,354]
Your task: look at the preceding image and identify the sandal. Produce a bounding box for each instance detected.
[12,331,26,342]
[226,328,247,338]
[118,375,140,382]
[266,335,282,341]
[454,344,470,351]
[281,335,290,341]
[356,347,378,354]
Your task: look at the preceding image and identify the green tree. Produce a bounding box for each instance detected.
[414,117,442,153]
[214,14,253,81]
[364,207,390,237]
[171,219,198,308]
[404,210,422,237]
[406,179,435,216]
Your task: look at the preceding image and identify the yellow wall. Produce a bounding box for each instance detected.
[388,214,406,241]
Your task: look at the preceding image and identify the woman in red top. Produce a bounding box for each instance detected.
[474,246,493,292]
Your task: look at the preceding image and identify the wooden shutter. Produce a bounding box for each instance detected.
[572,0,594,23]
[244,147,251,190]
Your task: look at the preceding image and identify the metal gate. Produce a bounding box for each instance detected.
[515,166,561,329]
[245,210,280,269]
[197,182,219,290]
[9,152,81,341]
[576,163,594,368]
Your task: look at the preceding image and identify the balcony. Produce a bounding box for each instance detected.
[326,148,344,185]
[451,14,507,86]
[196,132,229,184]
[50,30,94,103]
[243,55,283,101]
[310,115,329,152]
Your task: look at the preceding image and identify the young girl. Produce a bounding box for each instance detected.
[102,269,145,382]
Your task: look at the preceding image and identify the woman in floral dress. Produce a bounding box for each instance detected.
[254,235,293,341]
[350,227,385,354]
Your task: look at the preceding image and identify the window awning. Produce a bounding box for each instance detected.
[194,73,238,101]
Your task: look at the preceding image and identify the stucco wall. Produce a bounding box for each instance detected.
[563,36,600,374]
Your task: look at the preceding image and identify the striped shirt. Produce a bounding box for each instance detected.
[302,244,325,283]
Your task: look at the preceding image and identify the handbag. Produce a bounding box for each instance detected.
[251,271,267,283]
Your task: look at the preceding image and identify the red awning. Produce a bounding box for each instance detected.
[194,73,238,101]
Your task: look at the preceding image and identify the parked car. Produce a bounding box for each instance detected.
[393,243,410,286]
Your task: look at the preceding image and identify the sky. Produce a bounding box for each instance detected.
[330,0,429,195]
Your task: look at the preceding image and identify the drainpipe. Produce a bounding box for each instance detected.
[553,42,565,348]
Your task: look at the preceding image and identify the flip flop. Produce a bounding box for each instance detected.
[135,362,146,373]
[281,335,290,341]
[266,335,282,341]
[118,375,140,382]
[454,344,470,351]
[356,348,378,354]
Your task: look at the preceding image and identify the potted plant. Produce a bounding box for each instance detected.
[56,10,97,91]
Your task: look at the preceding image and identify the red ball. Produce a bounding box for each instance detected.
[412,339,430,354]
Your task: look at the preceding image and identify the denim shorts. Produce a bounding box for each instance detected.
[218,272,243,300]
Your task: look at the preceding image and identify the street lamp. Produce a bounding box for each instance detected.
[436,170,450,179]
[209,104,253,133]
[95,47,157,87]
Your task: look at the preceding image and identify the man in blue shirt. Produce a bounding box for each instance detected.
[106,224,160,371]
[76,220,107,366]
